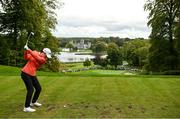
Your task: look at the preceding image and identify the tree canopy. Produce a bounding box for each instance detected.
[107,43,122,69]
[122,39,150,67]
[145,0,180,71]
[0,0,60,69]
[92,41,107,54]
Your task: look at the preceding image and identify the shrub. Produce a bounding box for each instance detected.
[40,56,66,72]
[83,59,92,67]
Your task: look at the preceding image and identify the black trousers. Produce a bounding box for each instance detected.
[21,72,42,107]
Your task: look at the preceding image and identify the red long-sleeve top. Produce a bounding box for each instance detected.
[22,50,46,76]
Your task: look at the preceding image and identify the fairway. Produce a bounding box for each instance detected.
[0,67,180,118]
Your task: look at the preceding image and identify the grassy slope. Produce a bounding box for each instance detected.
[0,65,180,118]
[0,65,61,76]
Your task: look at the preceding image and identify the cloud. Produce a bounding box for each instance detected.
[52,0,151,38]
[53,16,150,38]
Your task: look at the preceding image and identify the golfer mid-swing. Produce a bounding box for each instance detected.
[21,44,52,112]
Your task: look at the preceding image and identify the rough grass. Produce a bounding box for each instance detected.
[0,65,180,118]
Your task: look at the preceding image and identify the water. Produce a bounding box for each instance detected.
[57,52,95,62]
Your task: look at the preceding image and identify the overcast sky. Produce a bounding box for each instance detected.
[52,0,151,38]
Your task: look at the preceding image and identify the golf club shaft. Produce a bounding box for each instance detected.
[26,33,32,45]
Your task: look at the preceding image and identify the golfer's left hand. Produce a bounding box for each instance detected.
[24,44,29,50]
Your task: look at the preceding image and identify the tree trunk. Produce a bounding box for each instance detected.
[13,20,18,66]
[168,0,174,54]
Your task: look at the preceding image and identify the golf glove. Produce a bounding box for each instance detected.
[24,44,29,50]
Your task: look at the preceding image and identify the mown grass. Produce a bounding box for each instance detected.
[64,63,85,70]
[0,65,180,118]
[66,70,136,77]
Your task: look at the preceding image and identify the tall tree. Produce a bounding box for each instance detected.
[107,43,122,69]
[0,0,60,67]
[0,0,59,47]
[144,0,180,71]
[122,39,150,67]
[92,41,107,54]
[65,43,74,52]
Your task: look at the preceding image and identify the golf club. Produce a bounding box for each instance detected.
[26,32,34,46]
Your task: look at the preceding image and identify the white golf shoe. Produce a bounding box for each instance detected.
[23,107,36,112]
[30,102,42,107]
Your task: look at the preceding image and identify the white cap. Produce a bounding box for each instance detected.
[43,48,52,58]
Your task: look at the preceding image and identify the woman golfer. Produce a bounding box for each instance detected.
[21,44,51,112]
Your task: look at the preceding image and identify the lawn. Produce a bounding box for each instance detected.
[64,62,85,70]
[66,69,136,76]
[0,65,180,118]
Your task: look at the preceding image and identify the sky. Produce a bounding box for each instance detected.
[52,0,151,38]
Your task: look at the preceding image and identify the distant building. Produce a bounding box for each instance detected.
[61,48,70,52]
[57,52,95,63]
[72,39,91,49]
